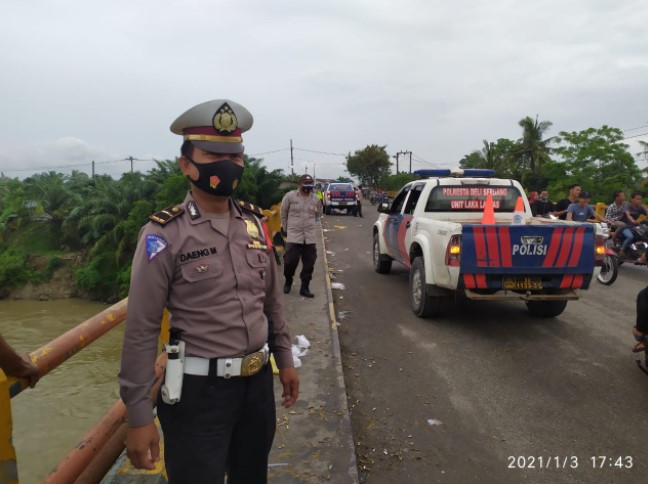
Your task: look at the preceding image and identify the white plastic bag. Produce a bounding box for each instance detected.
[296,334,311,349]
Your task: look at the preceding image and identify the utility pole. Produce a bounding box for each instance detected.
[313,163,316,182]
[397,150,413,173]
[290,139,294,176]
[92,160,95,177]
[129,156,134,173]
[394,153,400,174]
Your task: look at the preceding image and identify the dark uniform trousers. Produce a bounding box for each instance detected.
[157,364,275,484]
[637,286,648,335]
[283,242,317,283]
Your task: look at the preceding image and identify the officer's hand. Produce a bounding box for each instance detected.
[279,367,299,408]
[280,227,287,238]
[126,423,160,470]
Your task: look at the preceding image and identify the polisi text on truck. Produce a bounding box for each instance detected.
[512,242,548,256]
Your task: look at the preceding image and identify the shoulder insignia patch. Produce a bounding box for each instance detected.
[146,234,168,261]
[149,205,184,226]
[237,199,264,217]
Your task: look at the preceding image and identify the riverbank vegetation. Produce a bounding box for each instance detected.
[0,156,289,302]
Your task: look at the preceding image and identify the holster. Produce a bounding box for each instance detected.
[161,333,185,405]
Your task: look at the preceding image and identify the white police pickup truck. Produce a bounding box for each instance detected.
[372,169,605,318]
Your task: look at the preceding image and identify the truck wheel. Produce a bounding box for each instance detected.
[324,206,331,215]
[526,300,568,318]
[373,233,392,274]
[410,257,445,317]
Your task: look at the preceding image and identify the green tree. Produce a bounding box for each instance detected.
[235,156,286,208]
[0,177,29,235]
[146,159,188,208]
[553,126,641,201]
[381,173,419,191]
[516,116,554,173]
[23,171,76,219]
[459,138,517,178]
[346,145,392,188]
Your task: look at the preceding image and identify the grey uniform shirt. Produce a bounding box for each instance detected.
[280,190,321,244]
[118,193,293,427]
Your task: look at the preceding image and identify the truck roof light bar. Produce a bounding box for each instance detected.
[414,169,496,179]
[413,169,452,178]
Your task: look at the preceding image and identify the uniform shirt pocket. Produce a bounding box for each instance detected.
[180,257,224,283]
[246,250,268,268]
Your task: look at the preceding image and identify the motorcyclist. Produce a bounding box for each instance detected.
[618,192,648,258]
[565,192,605,223]
[605,190,627,231]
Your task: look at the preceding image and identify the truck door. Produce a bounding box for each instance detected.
[384,186,410,263]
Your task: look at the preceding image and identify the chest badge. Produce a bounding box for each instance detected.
[196,264,209,273]
[188,201,201,220]
[245,220,260,238]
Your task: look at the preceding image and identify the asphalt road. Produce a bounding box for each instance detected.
[323,212,648,484]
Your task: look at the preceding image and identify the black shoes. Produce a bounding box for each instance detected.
[285,278,314,298]
[283,278,292,294]
[300,284,314,298]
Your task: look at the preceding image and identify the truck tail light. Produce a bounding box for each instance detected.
[445,235,461,267]
[594,235,606,266]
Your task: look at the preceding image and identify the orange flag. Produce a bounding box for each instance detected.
[481,193,495,224]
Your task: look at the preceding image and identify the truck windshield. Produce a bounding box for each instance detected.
[329,184,354,191]
[424,185,523,212]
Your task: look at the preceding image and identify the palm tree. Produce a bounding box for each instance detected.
[65,173,157,262]
[236,157,286,208]
[23,171,77,222]
[516,116,554,174]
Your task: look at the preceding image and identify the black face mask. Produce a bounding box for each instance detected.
[301,185,314,193]
[186,157,244,197]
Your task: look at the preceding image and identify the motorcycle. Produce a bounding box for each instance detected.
[597,223,648,285]
[596,223,619,285]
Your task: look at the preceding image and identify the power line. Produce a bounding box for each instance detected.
[294,147,347,157]
[623,131,648,140]
[249,148,290,157]
[622,124,648,132]
[0,158,129,173]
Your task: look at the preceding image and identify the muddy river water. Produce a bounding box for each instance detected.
[1,299,123,483]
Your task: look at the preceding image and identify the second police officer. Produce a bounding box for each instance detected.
[280,174,322,298]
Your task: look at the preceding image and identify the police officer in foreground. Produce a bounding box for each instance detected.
[280,174,321,298]
[118,99,299,483]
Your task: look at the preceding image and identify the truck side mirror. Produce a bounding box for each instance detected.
[377,202,390,213]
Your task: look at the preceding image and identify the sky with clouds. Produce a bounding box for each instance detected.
[1,0,647,181]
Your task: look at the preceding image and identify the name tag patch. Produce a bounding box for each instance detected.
[179,247,217,262]
[146,234,168,261]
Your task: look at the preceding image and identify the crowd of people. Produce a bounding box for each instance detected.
[529,184,648,259]
[529,183,648,353]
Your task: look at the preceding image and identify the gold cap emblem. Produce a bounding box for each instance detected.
[212,102,238,134]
